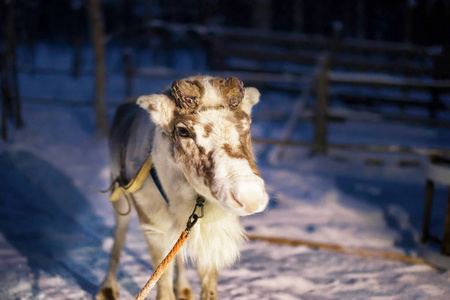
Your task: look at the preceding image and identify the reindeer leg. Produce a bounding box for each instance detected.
[144,235,177,300]
[174,255,195,300]
[198,267,218,300]
[133,185,178,300]
[97,196,131,300]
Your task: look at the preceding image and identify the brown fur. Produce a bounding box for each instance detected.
[172,79,205,110]
[171,102,260,193]
[211,77,244,109]
[203,123,214,138]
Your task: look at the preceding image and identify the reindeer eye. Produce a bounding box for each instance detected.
[176,126,190,138]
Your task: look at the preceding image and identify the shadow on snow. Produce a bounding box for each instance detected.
[0,150,142,297]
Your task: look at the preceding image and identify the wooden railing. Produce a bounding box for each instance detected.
[312,53,450,154]
[11,21,450,156]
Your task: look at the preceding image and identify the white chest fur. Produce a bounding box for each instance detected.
[150,128,246,271]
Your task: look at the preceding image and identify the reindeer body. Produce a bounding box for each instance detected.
[97,76,269,300]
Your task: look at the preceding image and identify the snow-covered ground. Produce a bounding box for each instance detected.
[1,45,450,299]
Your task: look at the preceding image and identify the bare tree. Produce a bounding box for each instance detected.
[88,0,108,136]
[1,0,22,140]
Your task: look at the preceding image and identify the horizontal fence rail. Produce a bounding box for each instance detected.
[253,138,450,157]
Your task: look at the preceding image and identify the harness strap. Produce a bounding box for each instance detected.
[103,155,153,202]
[150,164,169,204]
[100,155,206,299]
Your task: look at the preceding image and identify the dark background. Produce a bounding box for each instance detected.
[2,0,450,46]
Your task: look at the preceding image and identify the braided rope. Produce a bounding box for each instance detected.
[135,230,190,300]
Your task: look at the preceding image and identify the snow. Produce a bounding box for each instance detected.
[1,44,450,299]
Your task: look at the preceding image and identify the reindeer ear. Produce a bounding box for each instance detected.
[240,87,260,115]
[137,94,175,128]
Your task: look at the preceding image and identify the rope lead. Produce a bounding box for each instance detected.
[135,196,205,300]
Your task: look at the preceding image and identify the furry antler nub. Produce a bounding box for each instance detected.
[171,80,205,110]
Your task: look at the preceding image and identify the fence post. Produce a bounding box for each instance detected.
[442,186,450,255]
[314,54,330,154]
[430,46,450,119]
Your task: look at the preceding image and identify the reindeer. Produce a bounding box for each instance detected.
[96,75,269,300]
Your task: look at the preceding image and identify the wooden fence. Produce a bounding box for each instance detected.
[313,53,450,155]
[197,23,450,158]
[6,20,450,157]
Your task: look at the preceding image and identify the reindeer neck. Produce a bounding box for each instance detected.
[150,127,233,223]
[151,128,197,205]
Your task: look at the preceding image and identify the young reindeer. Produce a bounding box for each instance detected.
[97,75,269,300]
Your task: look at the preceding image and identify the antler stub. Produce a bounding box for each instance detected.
[218,77,244,109]
[171,80,204,110]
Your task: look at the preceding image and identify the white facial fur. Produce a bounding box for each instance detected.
[137,76,269,216]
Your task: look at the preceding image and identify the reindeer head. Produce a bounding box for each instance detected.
[137,75,269,216]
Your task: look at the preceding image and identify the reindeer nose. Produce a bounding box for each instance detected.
[236,183,265,213]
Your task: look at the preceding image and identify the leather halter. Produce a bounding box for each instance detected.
[103,154,169,204]
[149,163,169,204]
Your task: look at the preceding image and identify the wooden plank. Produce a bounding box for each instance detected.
[20,96,124,108]
[207,60,310,77]
[321,143,450,156]
[331,57,431,76]
[352,114,450,128]
[103,19,433,58]
[252,137,313,147]
[329,72,450,90]
[310,110,450,128]
[252,138,450,156]
[248,235,428,265]
[214,44,318,66]
[209,26,431,57]
[17,65,90,76]
[335,94,444,110]
[214,44,430,76]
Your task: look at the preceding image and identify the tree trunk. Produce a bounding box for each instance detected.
[1,48,11,140]
[293,0,304,32]
[1,0,21,139]
[9,0,22,128]
[88,0,108,136]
